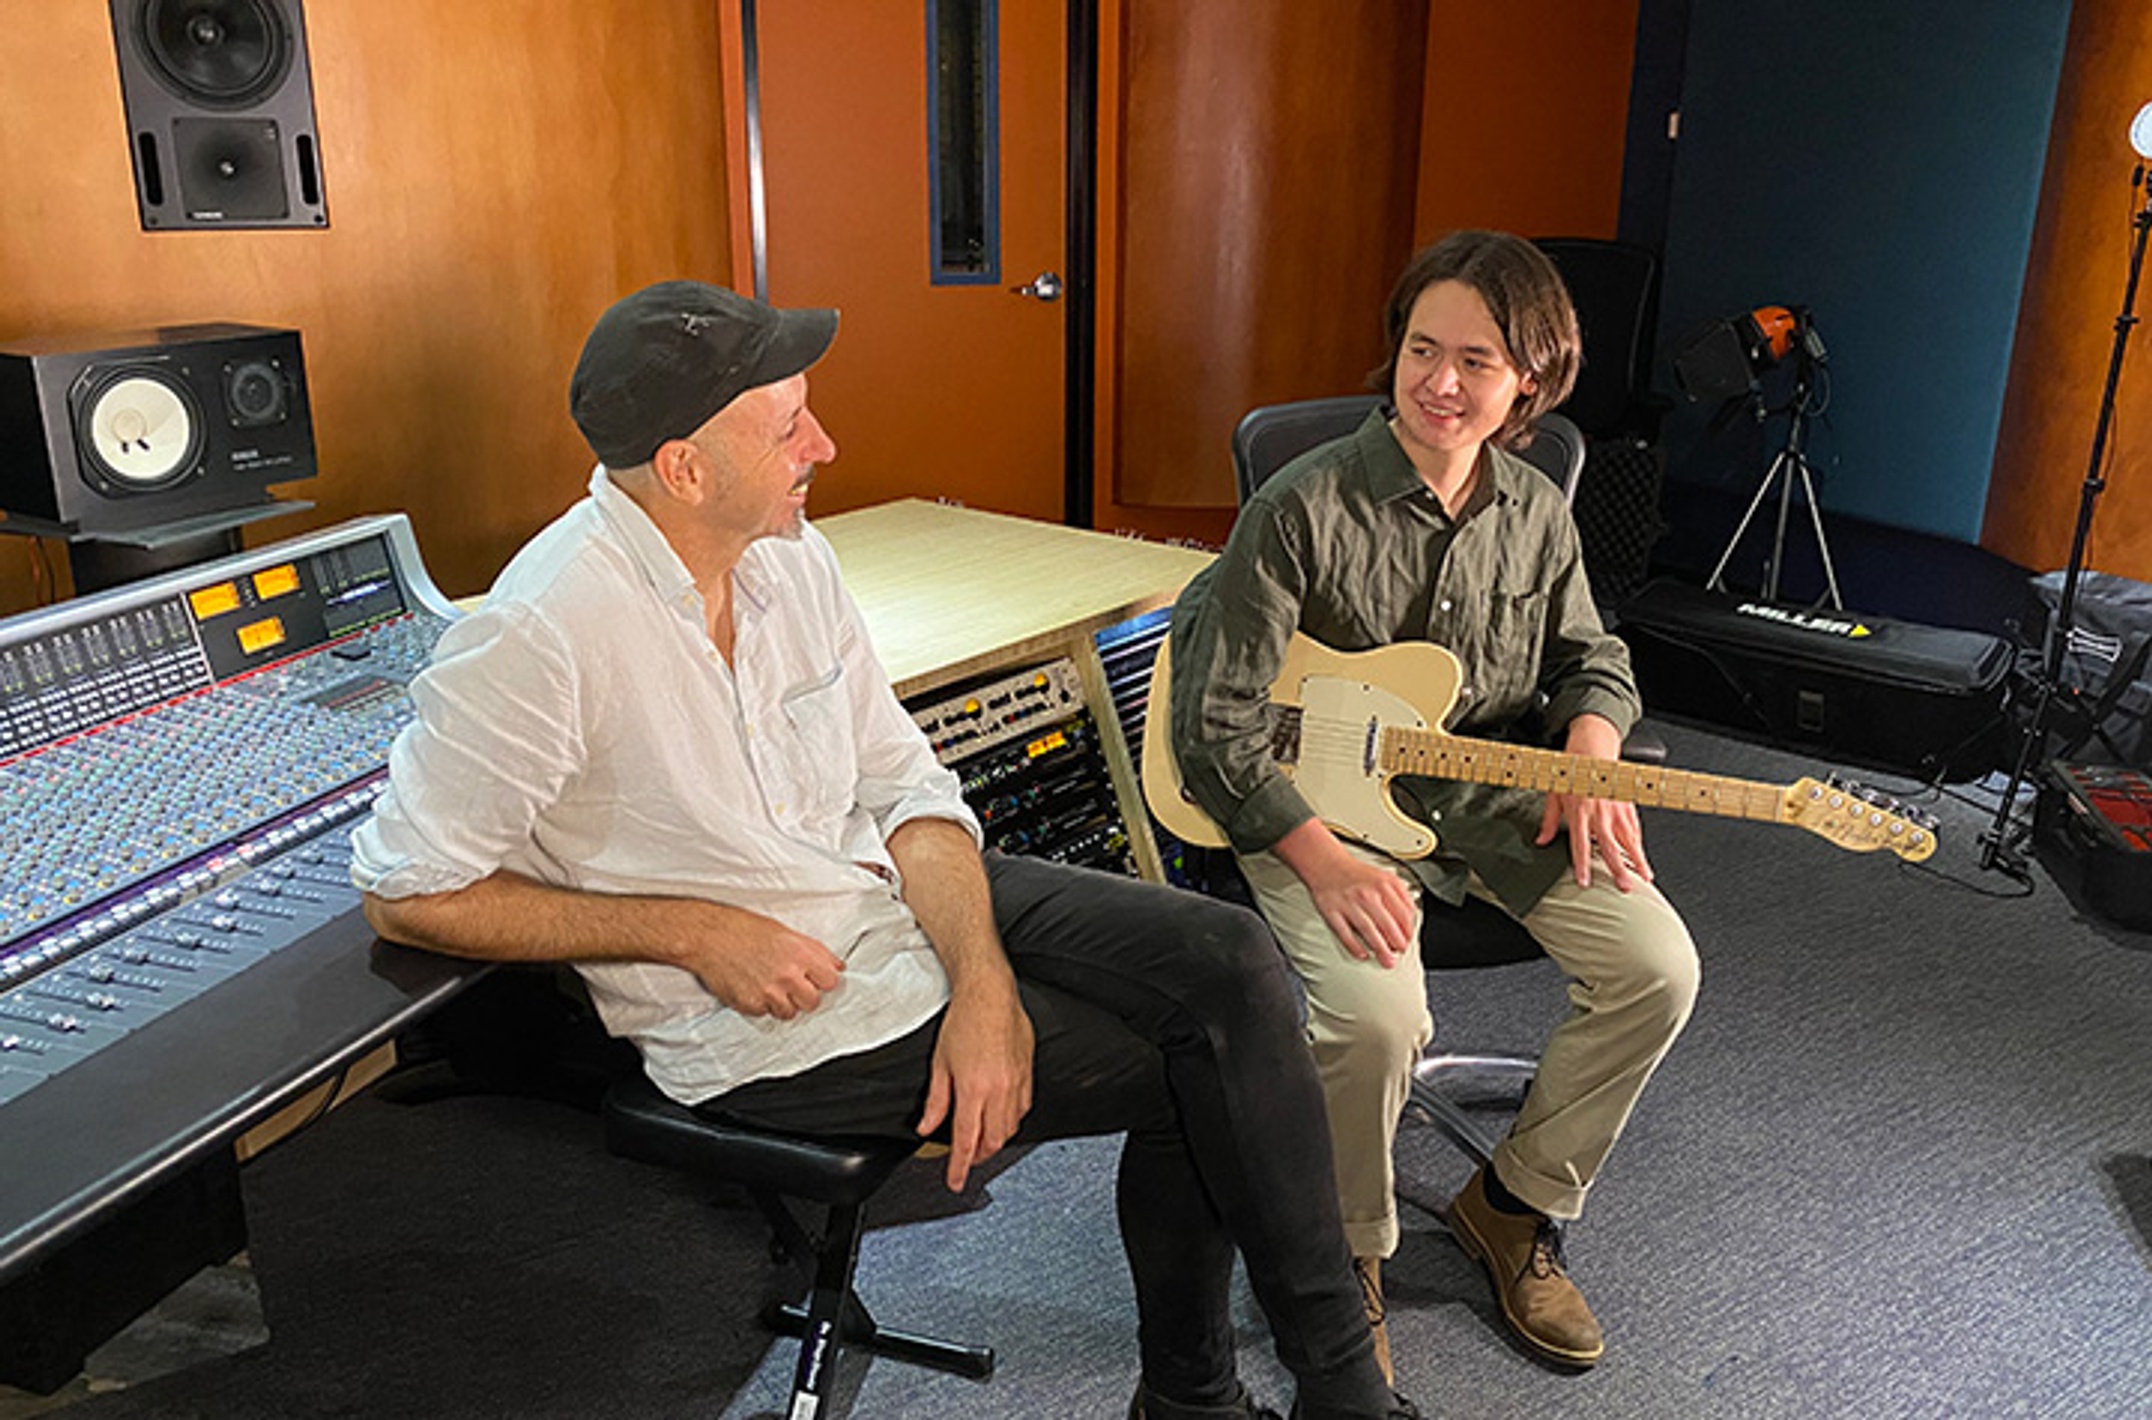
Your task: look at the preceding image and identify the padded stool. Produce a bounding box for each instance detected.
[601,1072,994,1409]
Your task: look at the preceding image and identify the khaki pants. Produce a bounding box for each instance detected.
[1238,840,1699,1258]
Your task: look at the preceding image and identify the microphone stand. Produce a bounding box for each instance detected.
[1979,162,2152,877]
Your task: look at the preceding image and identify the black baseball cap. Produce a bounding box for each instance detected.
[568,280,838,468]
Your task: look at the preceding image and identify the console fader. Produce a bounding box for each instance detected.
[0,515,458,1107]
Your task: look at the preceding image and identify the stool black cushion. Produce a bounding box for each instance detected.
[602,1071,912,1207]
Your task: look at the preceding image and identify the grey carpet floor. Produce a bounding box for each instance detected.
[24,720,2152,1418]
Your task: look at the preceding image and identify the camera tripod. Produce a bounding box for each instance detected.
[1705,354,1844,609]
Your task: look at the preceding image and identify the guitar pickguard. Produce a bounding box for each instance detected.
[1294,674,1438,859]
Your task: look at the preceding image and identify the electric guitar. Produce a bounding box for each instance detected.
[1141,633,1938,863]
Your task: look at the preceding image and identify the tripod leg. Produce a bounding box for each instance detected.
[1707,453,1789,594]
[1794,454,1845,610]
[1765,449,1801,601]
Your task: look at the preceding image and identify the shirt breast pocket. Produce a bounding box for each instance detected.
[779,664,858,813]
[1465,587,1549,716]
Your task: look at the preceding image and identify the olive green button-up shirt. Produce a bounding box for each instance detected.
[1168,408,1641,914]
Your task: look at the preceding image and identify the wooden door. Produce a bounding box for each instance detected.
[1109,0,1427,513]
[753,1,1067,523]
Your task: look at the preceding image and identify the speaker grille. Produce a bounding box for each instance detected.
[139,0,291,108]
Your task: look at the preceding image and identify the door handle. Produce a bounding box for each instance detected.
[1010,271,1064,302]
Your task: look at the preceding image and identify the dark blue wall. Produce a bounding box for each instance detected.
[1652,1,2071,550]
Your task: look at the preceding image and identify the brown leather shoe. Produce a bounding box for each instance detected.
[1353,1256,1394,1386]
[1446,1165,1605,1368]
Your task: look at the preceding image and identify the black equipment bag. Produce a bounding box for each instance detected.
[2030,569,2152,767]
[1616,579,2012,783]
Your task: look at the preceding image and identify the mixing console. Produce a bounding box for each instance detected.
[0,515,456,1107]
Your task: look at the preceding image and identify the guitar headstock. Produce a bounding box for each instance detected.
[1780,776,1938,862]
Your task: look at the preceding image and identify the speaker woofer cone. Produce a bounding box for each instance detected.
[71,364,208,493]
[139,0,291,109]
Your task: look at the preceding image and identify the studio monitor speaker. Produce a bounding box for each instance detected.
[0,324,317,536]
[108,0,328,230]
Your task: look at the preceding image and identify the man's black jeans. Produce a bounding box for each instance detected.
[703,853,1388,1413]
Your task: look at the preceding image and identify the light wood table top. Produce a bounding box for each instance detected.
[817,499,1215,697]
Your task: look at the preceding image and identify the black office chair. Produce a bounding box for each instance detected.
[602,1072,994,1413]
[1532,239,1674,603]
[1223,395,1647,1166]
[1229,396,1586,506]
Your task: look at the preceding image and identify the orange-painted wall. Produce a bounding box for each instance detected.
[1984,0,2152,581]
[1412,1,1640,244]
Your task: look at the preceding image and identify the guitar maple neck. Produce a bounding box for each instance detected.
[1383,728,1788,822]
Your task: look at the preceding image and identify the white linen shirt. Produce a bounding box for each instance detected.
[350,467,979,1103]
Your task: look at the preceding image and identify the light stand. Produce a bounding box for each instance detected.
[1979,156,2152,878]
[1704,328,1845,609]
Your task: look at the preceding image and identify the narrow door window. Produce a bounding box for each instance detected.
[929,0,998,283]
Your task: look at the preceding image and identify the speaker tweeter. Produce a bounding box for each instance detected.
[109,0,328,231]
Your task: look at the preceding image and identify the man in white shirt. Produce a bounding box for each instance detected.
[351,281,1416,1420]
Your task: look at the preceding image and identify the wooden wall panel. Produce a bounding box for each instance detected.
[1088,0,1247,548]
[1983,0,2152,581]
[0,0,732,616]
[1109,0,1428,511]
[1412,0,1639,243]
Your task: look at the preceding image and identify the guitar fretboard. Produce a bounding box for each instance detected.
[1381,727,1789,822]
